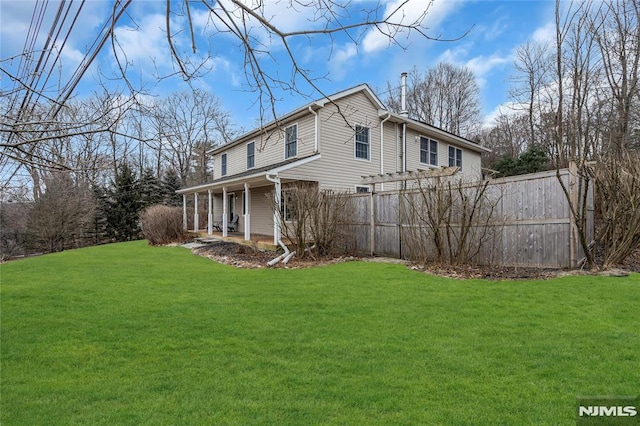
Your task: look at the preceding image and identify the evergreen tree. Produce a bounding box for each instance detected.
[105,163,142,241]
[91,186,110,245]
[494,146,549,177]
[162,168,182,207]
[139,167,163,208]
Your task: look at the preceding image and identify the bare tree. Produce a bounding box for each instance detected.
[591,0,640,158]
[3,1,464,194]
[510,41,552,147]
[269,182,354,260]
[27,172,96,253]
[401,176,501,266]
[148,89,235,186]
[386,63,482,136]
[594,151,640,268]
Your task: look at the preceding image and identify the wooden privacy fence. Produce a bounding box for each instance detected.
[343,167,594,268]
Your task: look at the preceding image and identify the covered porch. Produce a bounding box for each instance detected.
[176,154,321,246]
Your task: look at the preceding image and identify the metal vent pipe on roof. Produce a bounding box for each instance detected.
[400,72,408,117]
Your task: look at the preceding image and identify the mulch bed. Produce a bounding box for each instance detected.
[191,240,639,279]
[192,241,356,269]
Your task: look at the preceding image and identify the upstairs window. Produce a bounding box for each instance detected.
[247,141,255,169]
[355,125,370,160]
[285,124,297,159]
[221,153,227,176]
[449,146,462,169]
[420,136,438,166]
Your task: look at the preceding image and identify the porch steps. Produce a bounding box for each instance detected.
[192,233,277,252]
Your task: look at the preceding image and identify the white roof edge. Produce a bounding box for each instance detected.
[177,154,322,194]
[209,85,383,155]
[380,111,492,153]
[268,153,321,174]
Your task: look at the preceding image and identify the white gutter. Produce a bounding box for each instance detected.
[308,106,319,152]
[380,112,391,192]
[177,153,321,194]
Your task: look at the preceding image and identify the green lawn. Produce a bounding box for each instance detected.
[1,241,639,425]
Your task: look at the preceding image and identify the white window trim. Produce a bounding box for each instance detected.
[280,188,295,222]
[354,124,371,162]
[355,185,371,193]
[284,123,298,160]
[246,141,256,170]
[419,135,439,167]
[448,145,463,170]
[220,152,228,176]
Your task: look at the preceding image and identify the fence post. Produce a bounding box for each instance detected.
[568,161,579,267]
[369,184,375,256]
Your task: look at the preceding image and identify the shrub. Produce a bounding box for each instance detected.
[140,205,187,245]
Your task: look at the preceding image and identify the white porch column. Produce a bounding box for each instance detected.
[244,183,251,241]
[182,194,187,231]
[207,190,213,235]
[222,186,228,237]
[273,180,281,245]
[194,193,199,233]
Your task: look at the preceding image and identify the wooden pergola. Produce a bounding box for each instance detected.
[359,166,460,256]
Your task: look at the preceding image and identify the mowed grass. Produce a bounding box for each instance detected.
[1,241,639,425]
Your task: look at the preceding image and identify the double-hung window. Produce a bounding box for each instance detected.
[221,153,227,176]
[285,125,297,159]
[247,141,255,169]
[448,146,462,169]
[420,136,438,166]
[355,125,370,160]
[280,190,296,221]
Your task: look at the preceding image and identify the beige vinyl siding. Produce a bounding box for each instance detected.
[382,120,399,174]
[403,128,483,182]
[207,187,274,236]
[248,185,274,235]
[308,91,384,192]
[460,149,482,180]
[212,114,317,180]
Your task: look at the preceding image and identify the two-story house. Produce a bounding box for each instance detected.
[177,80,490,244]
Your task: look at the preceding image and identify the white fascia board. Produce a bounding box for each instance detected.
[316,84,385,109]
[379,110,492,154]
[176,170,267,194]
[208,84,384,155]
[208,103,323,155]
[269,153,321,174]
[176,154,321,194]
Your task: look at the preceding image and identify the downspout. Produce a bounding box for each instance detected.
[266,172,298,266]
[400,72,409,189]
[380,112,391,192]
[402,123,407,175]
[265,173,282,247]
[308,105,319,152]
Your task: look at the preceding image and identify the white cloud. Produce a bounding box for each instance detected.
[362,0,461,54]
[532,22,555,45]
[113,14,169,68]
[466,53,512,78]
[437,46,512,81]
[482,101,526,128]
[330,0,461,76]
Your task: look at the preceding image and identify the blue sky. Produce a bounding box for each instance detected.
[1,1,558,131]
